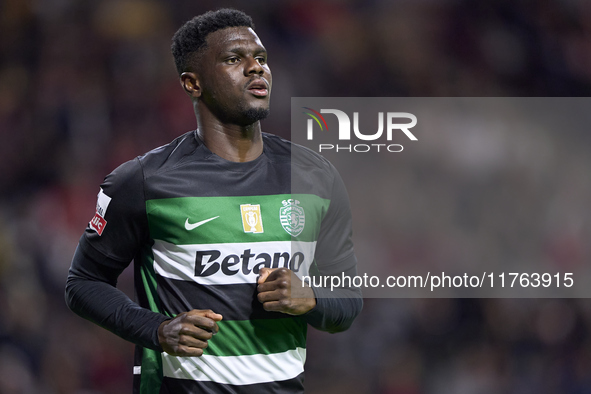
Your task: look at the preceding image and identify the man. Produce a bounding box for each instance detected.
[66,8,362,394]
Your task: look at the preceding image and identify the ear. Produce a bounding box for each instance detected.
[180,72,201,98]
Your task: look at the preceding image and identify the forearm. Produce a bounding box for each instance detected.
[65,245,169,350]
[302,260,363,333]
[303,285,362,333]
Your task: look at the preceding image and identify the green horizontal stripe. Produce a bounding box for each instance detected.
[146,194,329,245]
[204,317,307,357]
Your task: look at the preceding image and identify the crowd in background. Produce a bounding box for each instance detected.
[1,0,591,393]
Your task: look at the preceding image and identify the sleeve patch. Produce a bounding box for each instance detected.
[89,188,112,236]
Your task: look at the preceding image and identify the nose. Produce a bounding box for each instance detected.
[245,57,264,76]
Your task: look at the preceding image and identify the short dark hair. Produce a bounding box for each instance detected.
[171,8,254,75]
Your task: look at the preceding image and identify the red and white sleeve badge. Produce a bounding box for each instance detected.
[89,188,112,235]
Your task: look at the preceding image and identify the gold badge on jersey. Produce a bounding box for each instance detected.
[240,204,264,233]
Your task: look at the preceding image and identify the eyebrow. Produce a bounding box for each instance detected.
[225,46,267,55]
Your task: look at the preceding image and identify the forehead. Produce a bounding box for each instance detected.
[204,27,265,54]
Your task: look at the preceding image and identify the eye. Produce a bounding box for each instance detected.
[226,57,240,64]
[256,56,267,65]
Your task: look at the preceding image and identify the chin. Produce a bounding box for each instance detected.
[242,107,270,124]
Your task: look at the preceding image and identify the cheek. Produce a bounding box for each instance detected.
[218,74,243,96]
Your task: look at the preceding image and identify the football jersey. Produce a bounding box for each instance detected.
[78,131,356,393]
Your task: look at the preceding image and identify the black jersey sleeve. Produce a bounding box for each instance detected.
[303,164,363,332]
[314,163,357,272]
[65,158,169,350]
[80,158,147,261]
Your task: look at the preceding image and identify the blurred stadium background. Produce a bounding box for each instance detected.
[1,0,591,393]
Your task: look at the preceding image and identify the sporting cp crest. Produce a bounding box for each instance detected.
[279,199,305,236]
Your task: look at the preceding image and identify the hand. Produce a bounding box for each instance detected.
[158,309,223,357]
[257,267,316,315]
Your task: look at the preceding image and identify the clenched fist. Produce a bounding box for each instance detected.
[257,267,316,315]
[158,309,223,357]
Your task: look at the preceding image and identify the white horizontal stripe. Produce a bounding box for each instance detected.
[162,348,306,385]
[152,240,316,285]
[133,366,141,375]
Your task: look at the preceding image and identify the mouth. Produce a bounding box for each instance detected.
[246,79,269,97]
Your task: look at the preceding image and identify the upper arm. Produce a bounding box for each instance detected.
[82,158,148,261]
[314,164,357,276]
[72,157,148,284]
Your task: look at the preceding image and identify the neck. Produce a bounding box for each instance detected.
[195,103,264,162]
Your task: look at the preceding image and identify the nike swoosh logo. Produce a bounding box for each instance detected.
[185,216,219,230]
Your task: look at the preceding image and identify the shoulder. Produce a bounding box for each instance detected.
[136,130,200,178]
[262,132,335,175]
[263,133,340,199]
[102,130,198,191]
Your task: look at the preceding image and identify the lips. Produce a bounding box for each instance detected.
[246,79,269,97]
